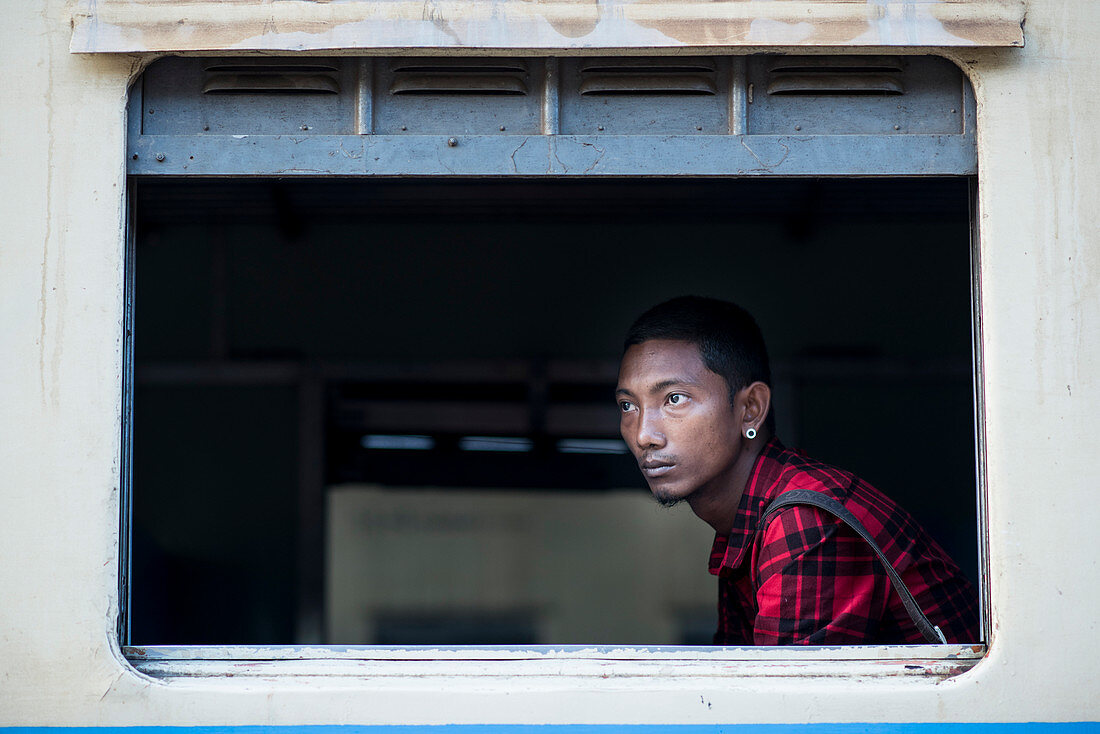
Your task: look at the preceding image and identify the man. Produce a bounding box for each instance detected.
[616,296,979,645]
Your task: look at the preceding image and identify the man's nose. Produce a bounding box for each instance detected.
[634,409,666,449]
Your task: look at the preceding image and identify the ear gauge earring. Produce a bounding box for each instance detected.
[745,428,757,440]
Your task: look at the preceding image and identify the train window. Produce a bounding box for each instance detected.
[122,56,986,673]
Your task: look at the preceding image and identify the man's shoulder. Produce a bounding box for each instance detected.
[758,501,844,548]
[763,445,914,539]
[767,445,860,502]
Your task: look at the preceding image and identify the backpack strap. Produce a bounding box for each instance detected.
[760,488,947,644]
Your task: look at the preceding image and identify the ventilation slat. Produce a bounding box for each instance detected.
[769,56,903,73]
[578,58,718,96]
[205,63,339,73]
[579,59,716,73]
[392,63,527,73]
[766,56,905,96]
[580,74,716,96]
[768,74,904,96]
[203,74,339,95]
[202,62,341,95]
[389,59,529,96]
[390,74,527,96]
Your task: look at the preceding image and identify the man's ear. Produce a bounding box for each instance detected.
[738,381,771,435]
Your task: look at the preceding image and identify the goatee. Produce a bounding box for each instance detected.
[652,490,682,508]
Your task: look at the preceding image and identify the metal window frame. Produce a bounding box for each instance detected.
[127,56,977,177]
[120,53,988,680]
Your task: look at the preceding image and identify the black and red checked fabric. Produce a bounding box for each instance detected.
[708,438,980,645]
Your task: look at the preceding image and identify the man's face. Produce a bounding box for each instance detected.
[616,339,743,507]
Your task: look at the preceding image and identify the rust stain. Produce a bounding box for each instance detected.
[627,0,865,47]
[930,3,1027,48]
[527,0,599,39]
[631,17,754,47]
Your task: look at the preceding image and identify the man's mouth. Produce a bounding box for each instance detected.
[641,458,675,478]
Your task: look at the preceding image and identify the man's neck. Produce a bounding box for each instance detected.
[687,429,772,534]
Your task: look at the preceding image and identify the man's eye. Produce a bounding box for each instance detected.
[668,393,686,405]
[619,401,635,413]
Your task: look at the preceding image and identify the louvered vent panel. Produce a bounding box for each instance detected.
[560,57,727,134]
[374,58,539,133]
[389,60,529,96]
[747,55,966,136]
[202,62,341,95]
[578,58,717,96]
[766,56,905,96]
[140,57,354,135]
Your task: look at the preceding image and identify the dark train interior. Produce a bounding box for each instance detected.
[130,177,977,645]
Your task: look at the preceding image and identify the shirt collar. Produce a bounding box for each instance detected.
[708,436,790,574]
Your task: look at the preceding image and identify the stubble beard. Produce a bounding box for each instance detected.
[651,485,684,508]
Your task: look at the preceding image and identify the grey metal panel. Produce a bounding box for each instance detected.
[141,58,358,136]
[746,56,966,136]
[132,55,976,176]
[128,133,976,176]
[372,58,542,135]
[559,58,732,135]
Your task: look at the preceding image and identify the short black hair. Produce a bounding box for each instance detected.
[624,296,775,430]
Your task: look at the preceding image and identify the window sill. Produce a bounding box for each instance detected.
[124,644,984,682]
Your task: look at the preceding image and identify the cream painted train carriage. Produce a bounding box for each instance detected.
[2,0,1098,731]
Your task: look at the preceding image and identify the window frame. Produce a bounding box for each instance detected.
[119,52,989,679]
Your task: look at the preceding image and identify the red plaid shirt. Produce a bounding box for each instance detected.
[709,438,980,645]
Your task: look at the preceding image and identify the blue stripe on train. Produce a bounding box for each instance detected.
[2,725,1098,733]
